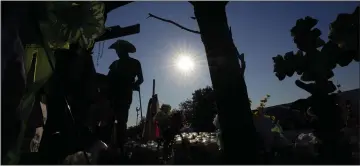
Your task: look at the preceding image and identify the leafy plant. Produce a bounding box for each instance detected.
[252,94,271,115]
[272,7,358,164]
[273,7,359,94]
[336,81,342,93]
[177,86,218,132]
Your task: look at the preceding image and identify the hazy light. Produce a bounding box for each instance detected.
[154,40,210,87]
[176,54,195,73]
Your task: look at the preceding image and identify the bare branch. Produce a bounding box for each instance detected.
[147,13,200,34]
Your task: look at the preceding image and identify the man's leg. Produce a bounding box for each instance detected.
[162,128,170,160]
[115,109,129,152]
[114,91,133,153]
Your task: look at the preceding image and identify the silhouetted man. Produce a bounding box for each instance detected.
[107,40,143,153]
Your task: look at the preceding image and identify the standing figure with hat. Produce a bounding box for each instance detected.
[107,40,144,154]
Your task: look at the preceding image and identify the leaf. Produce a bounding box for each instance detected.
[295,80,317,94]
[295,70,303,75]
[326,70,335,80]
[263,98,268,103]
[304,16,318,29]
[5,74,50,164]
[41,2,106,50]
[326,81,337,93]
[260,103,265,107]
[354,52,359,62]
[272,55,283,63]
[337,50,354,67]
[321,42,340,70]
[329,9,358,52]
[300,72,313,82]
[7,92,36,164]
[276,72,286,81]
[295,50,304,57]
[312,28,322,37]
[24,45,55,83]
[284,51,294,61]
[315,38,326,48]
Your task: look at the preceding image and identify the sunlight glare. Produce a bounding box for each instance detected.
[176,54,195,73]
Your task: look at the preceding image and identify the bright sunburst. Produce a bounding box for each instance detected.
[176,54,195,73]
[155,40,210,87]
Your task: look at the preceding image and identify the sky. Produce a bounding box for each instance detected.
[93,1,359,127]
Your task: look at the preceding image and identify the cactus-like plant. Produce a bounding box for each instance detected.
[273,7,358,95]
[272,7,358,164]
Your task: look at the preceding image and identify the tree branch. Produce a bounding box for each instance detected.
[147,13,200,34]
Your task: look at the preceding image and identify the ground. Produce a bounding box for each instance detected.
[18,131,359,165]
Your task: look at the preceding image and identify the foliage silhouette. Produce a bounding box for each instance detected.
[178,86,217,132]
[178,99,194,127]
[127,119,146,140]
[273,7,359,84]
[272,7,359,164]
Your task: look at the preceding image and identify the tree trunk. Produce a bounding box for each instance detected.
[192,2,257,164]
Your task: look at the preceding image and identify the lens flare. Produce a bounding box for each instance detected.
[176,54,195,73]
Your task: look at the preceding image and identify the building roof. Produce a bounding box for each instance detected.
[260,88,359,130]
[263,88,359,113]
[338,88,359,102]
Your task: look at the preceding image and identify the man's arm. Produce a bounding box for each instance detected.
[107,61,117,78]
[134,60,144,90]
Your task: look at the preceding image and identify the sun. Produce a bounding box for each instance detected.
[176,54,195,73]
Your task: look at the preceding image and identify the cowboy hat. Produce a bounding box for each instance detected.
[109,39,136,53]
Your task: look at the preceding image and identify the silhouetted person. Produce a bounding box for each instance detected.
[107,40,143,153]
